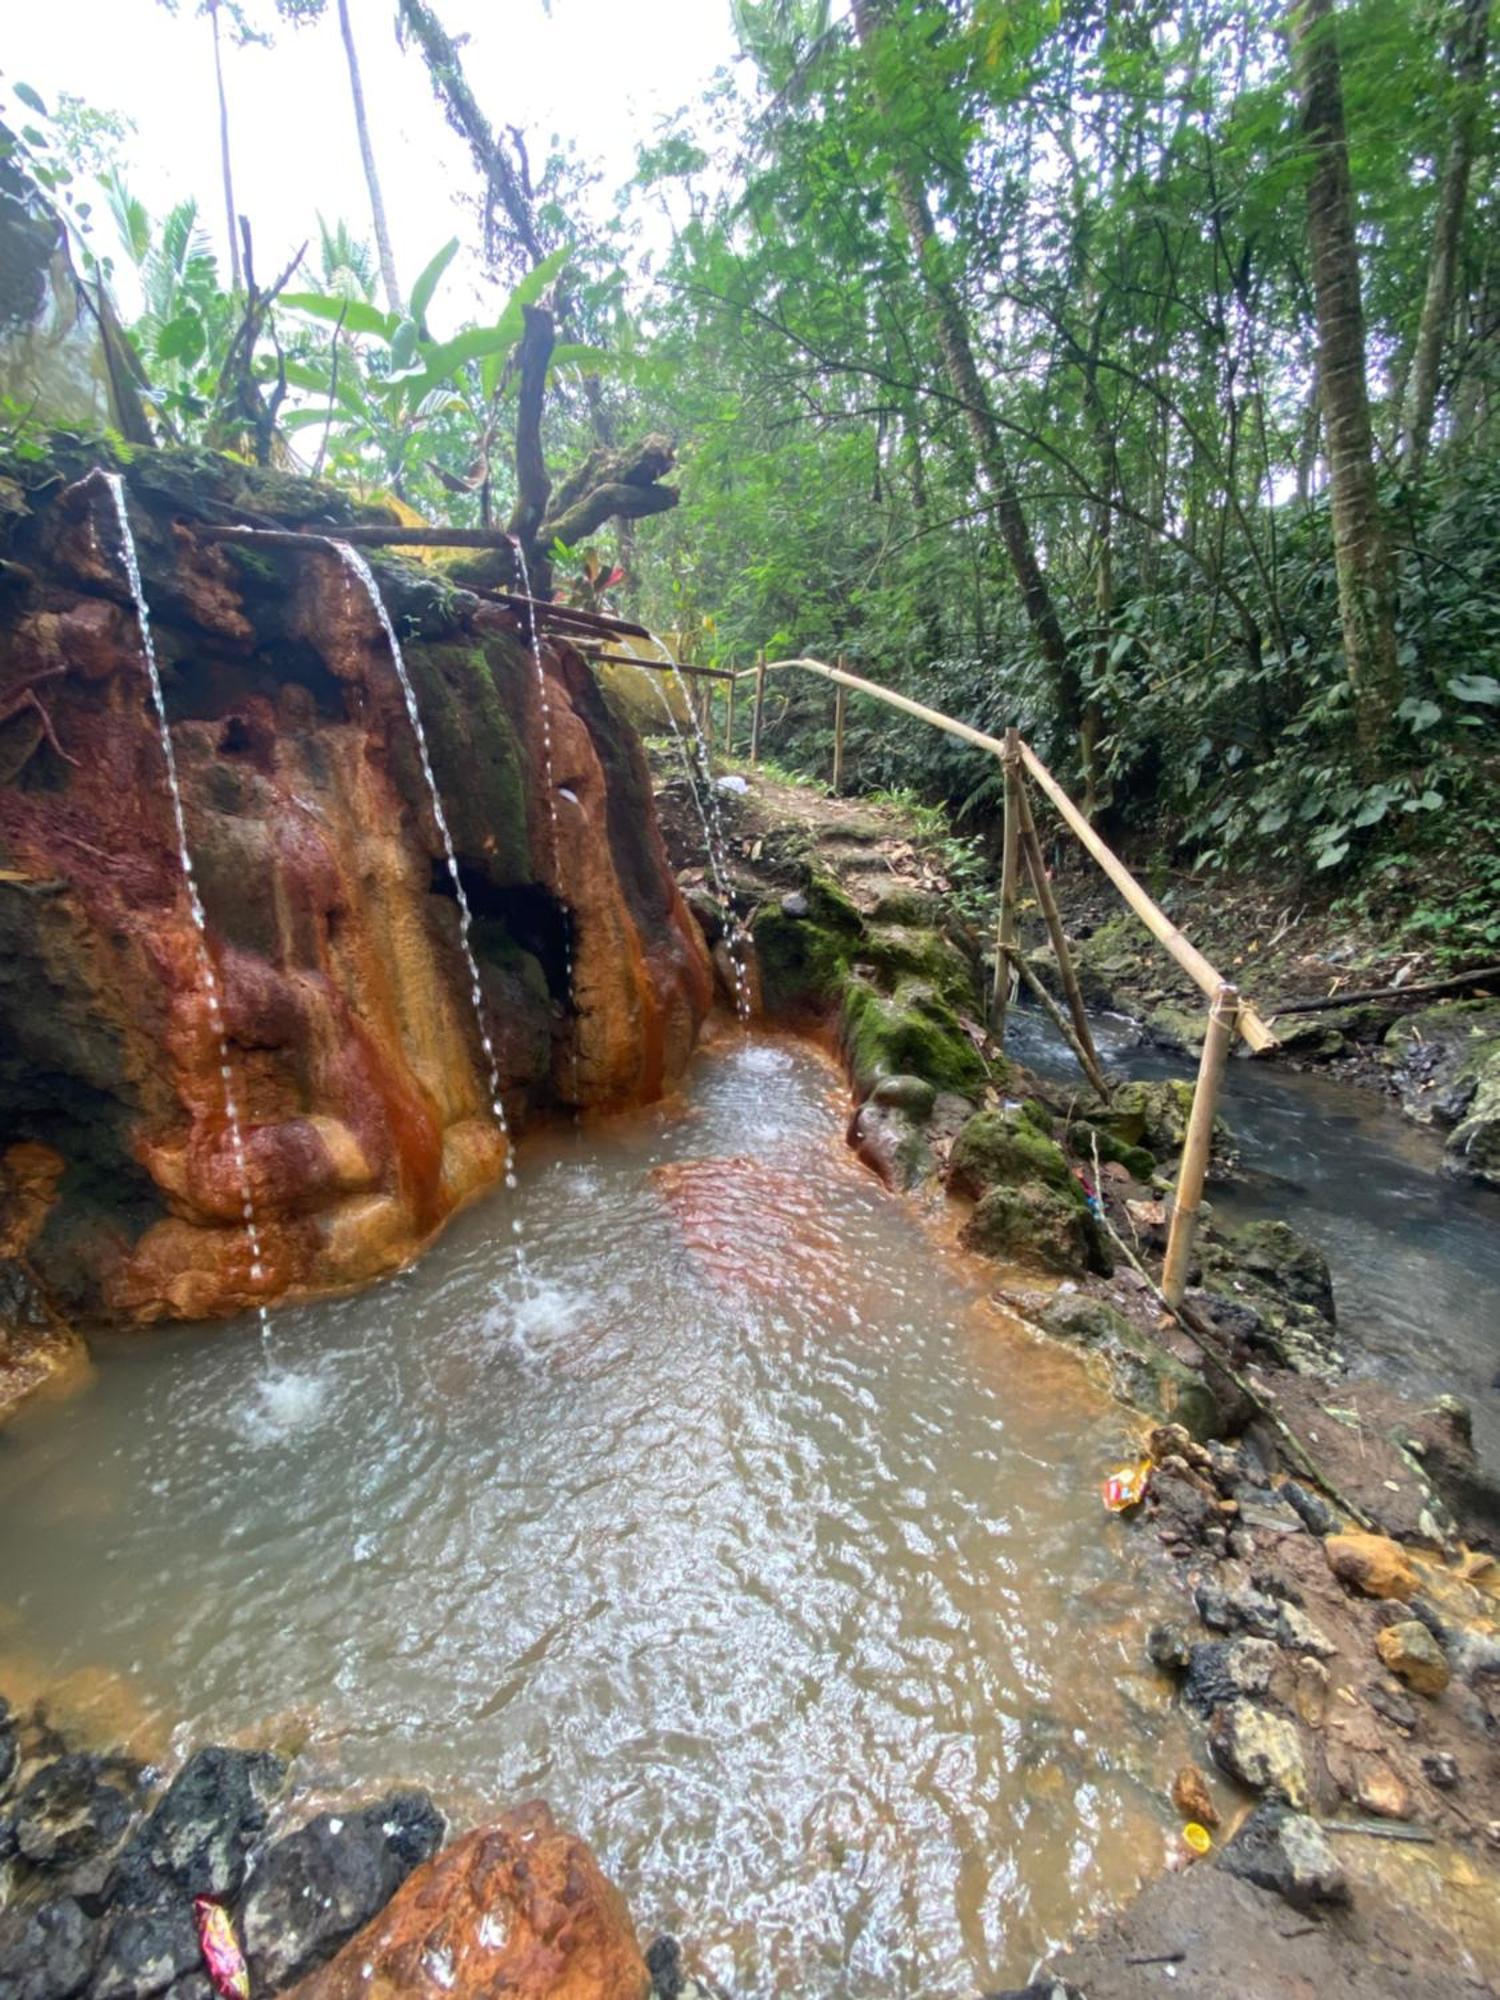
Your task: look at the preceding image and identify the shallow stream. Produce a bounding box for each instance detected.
[1009,1010,1500,1469]
[0,1033,1191,1997]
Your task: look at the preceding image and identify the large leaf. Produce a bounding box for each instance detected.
[1449,673,1500,705]
[156,310,206,367]
[416,243,573,397]
[281,292,398,342]
[409,237,459,330]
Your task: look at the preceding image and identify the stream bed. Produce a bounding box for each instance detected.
[0,1033,1191,1997]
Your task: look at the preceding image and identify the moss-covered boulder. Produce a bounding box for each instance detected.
[947,1107,1076,1201]
[841,977,987,1100]
[960,1182,1109,1277]
[1081,1078,1233,1162]
[1040,1294,1225,1439]
[1208,1219,1335,1322]
[1065,1121,1156,1182]
[749,875,865,1016]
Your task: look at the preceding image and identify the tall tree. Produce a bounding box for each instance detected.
[208,0,243,290]
[847,0,1085,766]
[1402,0,1492,479]
[1289,0,1402,755]
[334,0,403,313]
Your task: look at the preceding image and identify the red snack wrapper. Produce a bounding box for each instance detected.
[194,1897,250,2000]
[1102,1457,1152,1513]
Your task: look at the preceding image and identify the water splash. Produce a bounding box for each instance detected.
[511,545,580,1100]
[643,636,753,1023]
[246,1368,330,1443]
[100,473,275,1360]
[329,545,527,1238]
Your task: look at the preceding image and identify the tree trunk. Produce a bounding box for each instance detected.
[1289,0,1402,756]
[1401,0,1490,479]
[209,0,242,292]
[849,0,1085,758]
[337,0,403,314]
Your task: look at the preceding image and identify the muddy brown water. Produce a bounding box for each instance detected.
[0,1033,1201,1996]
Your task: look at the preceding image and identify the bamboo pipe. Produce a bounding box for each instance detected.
[750,648,767,765]
[1161,984,1239,1307]
[990,729,1022,1039]
[197,522,521,549]
[1014,771,1111,1100]
[724,669,736,752]
[1016,741,1276,1053]
[575,650,734,680]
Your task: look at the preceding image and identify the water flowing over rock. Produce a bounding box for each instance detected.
[0,447,711,1325]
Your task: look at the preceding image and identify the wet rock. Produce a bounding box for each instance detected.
[1422,1750,1460,1788]
[1324,1530,1417,1601]
[1183,1637,1283,1718]
[960,1182,1108,1280]
[91,1901,201,2000]
[1146,1622,1193,1672]
[981,1985,1086,2000]
[947,1107,1077,1201]
[241,1790,445,1990]
[1376,1619,1452,1696]
[1354,1763,1415,1819]
[1170,1763,1220,1828]
[1366,1680,1420,1733]
[0,1695,17,1799]
[287,1802,650,2000]
[1282,1480,1339,1538]
[1194,1580,1281,1640]
[1208,1701,1309,1806]
[644,1934,719,2000]
[1149,1461,1224,1544]
[1041,1297,1220,1437]
[1216,1219,1335,1322]
[0,1895,101,2000]
[847,1098,933,1191]
[1276,1603,1338,1659]
[868,1072,937,1117]
[111,1747,285,1908]
[1218,1800,1348,1909]
[4,1754,138,1871]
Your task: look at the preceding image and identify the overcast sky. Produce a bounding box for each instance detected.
[7,0,739,324]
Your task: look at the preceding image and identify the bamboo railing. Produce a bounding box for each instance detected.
[711,653,1277,1056]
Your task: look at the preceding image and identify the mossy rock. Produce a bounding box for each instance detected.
[959,1182,1109,1278]
[1086,1078,1232,1159]
[948,1107,1077,1202]
[841,976,986,1101]
[868,886,942,926]
[1067,1121,1155,1182]
[858,923,977,1013]
[1040,1294,1223,1439]
[403,637,532,881]
[1206,1218,1335,1322]
[752,902,854,1017]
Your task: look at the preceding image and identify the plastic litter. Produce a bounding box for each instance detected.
[1182,1822,1213,1856]
[1102,1458,1153,1512]
[194,1898,250,2000]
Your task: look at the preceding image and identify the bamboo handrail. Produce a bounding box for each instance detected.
[736,655,1277,1053]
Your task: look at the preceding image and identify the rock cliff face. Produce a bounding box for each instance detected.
[0,446,712,1328]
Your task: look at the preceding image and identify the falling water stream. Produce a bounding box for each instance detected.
[0,1034,1195,1996]
[644,637,754,1022]
[100,474,275,1362]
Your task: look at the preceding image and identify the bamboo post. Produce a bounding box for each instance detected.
[1161,983,1239,1307]
[1014,770,1110,1099]
[990,727,1022,1039]
[724,668,736,754]
[832,663,848,793]
[750,648,767,766]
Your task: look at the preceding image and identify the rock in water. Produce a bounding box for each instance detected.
[0,1895,101,2000]
[1219,1800,1348,1910]
[242,1790,445,1990]
[287,1802,650,2000]
[110,1747,286,1906]
[1324,1531,1417,1601]
[4,1753,138,1870]
[91,1900,201,2000]
[1376,1619,1452,1696]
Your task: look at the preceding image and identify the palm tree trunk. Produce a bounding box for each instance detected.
[1289,0,1401,759]
[1401,0,1490,480]
[848,0,1085,761]
[336,0,403,315]
[209,0,242,293]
